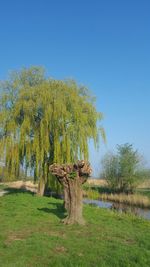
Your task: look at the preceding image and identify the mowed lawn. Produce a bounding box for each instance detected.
[0,189,150,267]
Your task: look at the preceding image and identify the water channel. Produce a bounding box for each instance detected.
[83,199,150,220]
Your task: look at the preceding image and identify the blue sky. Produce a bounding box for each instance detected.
[0,0,150,176]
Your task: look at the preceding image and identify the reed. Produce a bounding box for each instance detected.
[100,193,150,208]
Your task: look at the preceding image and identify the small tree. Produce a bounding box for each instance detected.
[117,144,140,192]
[101,144,141,193]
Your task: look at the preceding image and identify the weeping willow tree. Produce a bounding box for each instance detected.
[0,66,105,195]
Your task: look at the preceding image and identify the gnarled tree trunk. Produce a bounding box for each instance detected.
[49,160,92,225]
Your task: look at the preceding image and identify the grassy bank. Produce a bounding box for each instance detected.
[0,189,150,267]
[84,180,150,208]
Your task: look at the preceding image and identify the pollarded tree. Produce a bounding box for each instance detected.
[0,67,105,195]
[49,160,92,225]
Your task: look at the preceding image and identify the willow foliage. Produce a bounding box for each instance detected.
[0,67,105,187]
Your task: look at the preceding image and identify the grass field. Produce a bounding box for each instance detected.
[0,189,150,267]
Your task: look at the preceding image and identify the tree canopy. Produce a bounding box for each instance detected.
[0,67,105,193]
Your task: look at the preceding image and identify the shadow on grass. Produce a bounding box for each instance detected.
[38,202,66,220]
[3,187,35,196]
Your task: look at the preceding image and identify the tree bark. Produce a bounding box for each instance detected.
[63,185,70,211]
[37,177,45,196]
[62,177,85,225]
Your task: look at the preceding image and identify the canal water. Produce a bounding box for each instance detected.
[83,199,150,220]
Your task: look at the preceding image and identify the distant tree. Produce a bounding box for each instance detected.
[117,144,140,192]
[101,144,141,192]
[0,67,105,195]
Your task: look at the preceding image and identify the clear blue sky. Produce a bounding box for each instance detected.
[0,0,150,176]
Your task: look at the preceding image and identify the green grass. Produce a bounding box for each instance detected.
[0,189,150,267]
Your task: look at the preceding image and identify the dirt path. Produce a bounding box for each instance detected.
[0,190,9,196]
